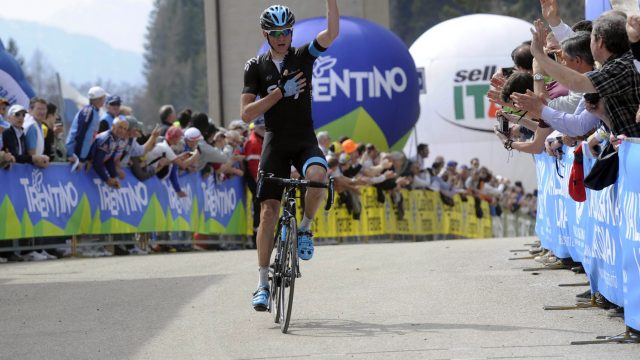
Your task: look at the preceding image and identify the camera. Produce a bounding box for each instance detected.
[584,93,600,104]
[497,114,510,134]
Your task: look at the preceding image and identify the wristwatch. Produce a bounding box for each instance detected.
[533,73,545,81]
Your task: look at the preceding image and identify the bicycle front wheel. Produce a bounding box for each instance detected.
[279,217,298,333]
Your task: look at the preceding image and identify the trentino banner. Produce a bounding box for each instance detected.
[0,164,248,239]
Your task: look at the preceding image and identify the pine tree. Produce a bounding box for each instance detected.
[390,0,585,46]
[139,0,208,126]
[6,38,25,67]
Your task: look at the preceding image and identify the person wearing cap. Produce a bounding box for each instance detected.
[146,126,198,194]
[66,86,106,168]
[92,116,129,188]
[98,95,122,133]
[2,105,49,168]
[23,97,48,158]
[119,117,160,167]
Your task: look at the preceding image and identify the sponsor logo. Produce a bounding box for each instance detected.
[312,55,408,102]
[94,179,149,216]
[20,170,79,218]
[201,178,237,218]
[164,181,193,216]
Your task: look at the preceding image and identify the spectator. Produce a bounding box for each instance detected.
[0,118,15,169]
[317,131,331,156]
[118,117,160,173]
[228,119,249,137]
[66,86,106,168]
[530,14,640,136]
[50,117,67,162]
[0,98,9,121]
[146,126,197,195]
[190,112,231,173]
[92,117,129,189]
[470,157,480,171]
[243,117,265,248]
[98,95,122,133]
[176,108,193,129]
[158,105,177,136]
[2,105,49,168]
[23,97,48,157]
[42,103,58,160]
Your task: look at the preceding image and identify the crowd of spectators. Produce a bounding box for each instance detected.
[0,79,534,263]
[318,134,537,223]
[486,0,640,319]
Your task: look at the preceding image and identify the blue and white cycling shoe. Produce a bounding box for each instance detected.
[297,229,314,260]
[252,287,269,312]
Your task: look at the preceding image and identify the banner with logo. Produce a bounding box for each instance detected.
[617,141,640,330]
[0,164,247,240]
[534,143,640,309]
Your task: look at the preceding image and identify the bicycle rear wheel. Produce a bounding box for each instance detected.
[279,217,298,333]
[271,221,284,324]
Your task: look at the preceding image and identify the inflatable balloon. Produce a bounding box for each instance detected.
[406,14,538,190]
[0,40,35,107]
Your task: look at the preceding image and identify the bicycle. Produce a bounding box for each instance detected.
[258,172,335,333]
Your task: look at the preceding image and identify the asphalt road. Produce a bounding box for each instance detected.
[0,237,638,359]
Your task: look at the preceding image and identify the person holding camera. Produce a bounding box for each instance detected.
[493,72,554,154]
[509,32,601,139]
[530,15,640,138]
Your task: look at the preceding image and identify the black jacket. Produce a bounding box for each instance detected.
[2,126,33,164]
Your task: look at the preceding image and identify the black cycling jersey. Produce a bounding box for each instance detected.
[242,39,326,135]
[242,39,329,201]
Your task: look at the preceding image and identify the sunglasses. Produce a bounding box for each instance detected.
[267,28,292,37]
[14,112,26,117]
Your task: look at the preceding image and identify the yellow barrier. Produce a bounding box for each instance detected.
[246,187,493,240]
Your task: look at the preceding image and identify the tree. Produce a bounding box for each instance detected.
[139,0,208,127]
[6,38,25,67]
[390,0,585,46]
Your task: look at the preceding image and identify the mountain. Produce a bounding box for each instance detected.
[0,18,144,85]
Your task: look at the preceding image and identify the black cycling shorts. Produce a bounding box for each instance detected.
[257,131,327,202]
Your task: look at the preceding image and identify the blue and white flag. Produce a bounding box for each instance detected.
[0,40,35,106]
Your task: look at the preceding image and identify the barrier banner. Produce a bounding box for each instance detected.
[534,153,554,249]
[535,143,635,309]
[0,164,247,240]
[582,150,624,306]
[618,142,640,330]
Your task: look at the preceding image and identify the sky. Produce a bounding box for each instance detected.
[0,0,153,54]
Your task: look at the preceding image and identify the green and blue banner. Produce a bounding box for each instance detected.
[0,164,248,239]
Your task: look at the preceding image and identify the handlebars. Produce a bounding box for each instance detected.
[259,172,335,211]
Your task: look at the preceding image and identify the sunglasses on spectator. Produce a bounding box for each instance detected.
[14,112,26,117]
[267,28,292,37]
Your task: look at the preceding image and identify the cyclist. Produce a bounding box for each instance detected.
[241,1,339,311]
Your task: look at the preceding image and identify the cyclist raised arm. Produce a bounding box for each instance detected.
[240,1,339,312]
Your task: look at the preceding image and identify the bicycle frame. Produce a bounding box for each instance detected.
[258,171,335,333]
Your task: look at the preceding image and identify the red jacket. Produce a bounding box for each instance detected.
[243,130,263,181]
